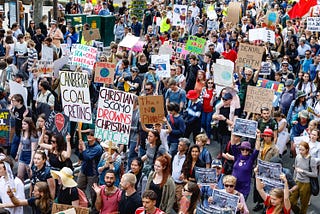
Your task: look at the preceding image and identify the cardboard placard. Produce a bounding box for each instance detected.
[256,78,284,107]
[55,208,76,214]
[38,60,53,75]
[0,110,10,146]
[59,71,92,123]
[82,29,101,42]
[232,118,258,139]
[52,203,89,214]
[237,43,264,70]
[185,35,206,54]
[264,10,279,29]
[307,17,320,32]
[226,2,241,25]
[45,111,69,136]
[70,44,97,70]
[138,96,165,124]
[244,86,274,114]
[173,5,188,26]
[151,55,171,78]
[94,62,115,84]
[95,88,135,145]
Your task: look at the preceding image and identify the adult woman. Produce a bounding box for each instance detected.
[274,111,289,155]
[194,70,206,96]
[221,42,237,63]
[136,53,149,78]
[64,26,79,45]
[38,131,72,171]
[287,91,307,126]
[5,35,15,60]
[175,65,186,89]
[182,144,205,182]
[308,129,320,164]
[290,110,310,157]
[256,173,290,214]
[296,72,315,104]
[145,155,175,214]
[231,131,260,200]
[179,182,200,214]
[200,78,216,140]
[313,70,320,91]
[51,167,79,206]
[16,117,38,182]
[7,181,52,214]
[30,150,55,199]
[26,20,36,38]
[129,157,147,197]
[97,142,122,186]
[290,141,317,214]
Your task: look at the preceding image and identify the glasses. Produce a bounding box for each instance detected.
[224,184,235,188]
[240,148,250,152]
[245,73,252,76]
[212,166,222,169]
[282,65,288,67]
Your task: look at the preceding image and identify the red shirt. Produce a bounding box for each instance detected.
[202,88,214,113]
[264,195,290,214]
[135,207,165,214]
[222,49,237,63]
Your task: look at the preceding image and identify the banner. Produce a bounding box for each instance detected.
[0,110,10,146]
[173,5,188,26]
[45,111,69,136]
[95,88,135,145]
[244,86,274,114]
[195,167,217,186]
[226,2,241,25]
[307,17,320,31]
[151,55,171,78]
[138,96,165,124]
[237,43,264,70]
[38,60,53,75]
[256,78,284,107]
[94,62,115,84]
[70,44,97,70]
[257,159,283,184]
[186,36,206,54]
[59,71,92,123]
[210,189,239,214]
[213,63,233,87]
[9,80,27,107]
[249,28,275,44]
[232,118,258,139]
[83,29,101,42]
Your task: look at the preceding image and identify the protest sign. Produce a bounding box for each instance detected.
[226,2,241,25]
[159,44,174,57]
[41,45,54,61]
[38,60,53,75]
[83,28,101,42]
[55,208,76,214]
[260,62,271,75]
[232,118,258,139]
[95,88,135,145]
[263,179,285,194]
[210,189,239,214]
[249,28,275,44]
[257,159,283,183]
[53,56,69,78]
[307,17,320,31]
[9,80,27,107]
[264,10,279,29]
[138,96,165,124]
[0,110,10,146]
[151,55,171,78]
[213,63,233,87]
[52,203,89,214]
[173,5,188,26]
[132,40,145,52]
[118,34,140,48]
[45,111,69,136]
[167,40,189,59]
[70,44,97,70]
[94,62,115,84]
[237,43,264,70]
[186,36,206,54]
[59,71,92,123]
[196,204,220,214]
[195,167,217,186]
[256,78,284,107]
[244,86,274,114]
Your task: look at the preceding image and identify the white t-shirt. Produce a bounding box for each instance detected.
[160,129,169,152]
[0,177,25,214]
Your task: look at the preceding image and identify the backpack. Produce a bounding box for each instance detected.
[39,91,63,113]
[77,188,89,207]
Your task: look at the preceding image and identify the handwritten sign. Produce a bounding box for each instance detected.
[249,28,275,44]
[307,17,320,32]
[70,44,97,70]
[83,28,101,42]
[186,36,206,54]
[41,45,54,61]
[256,78,284,107]
[151,55,170,78]
[45,111,69,136]
[95,88,135,145]
[38,60,53,75]
[52,203,89,214]
[237,43,264,70]
[264,10,279,29]
[226,2,241,25]
[138,96,165,124]
[0,110,10,146]
[244,86,274,114]
[173,5,188,26]
[59,71,92,123]
[94,62,115,84]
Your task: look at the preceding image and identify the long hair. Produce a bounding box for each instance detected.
[297,73,311,91]
[182,144,200,178]
[269,188,284,214]
[155,154,171,188]
[187,182,200,214]
[52,134,67,154]
[22,117,38,139]
[149,129,161,147]
[34,182,52,214]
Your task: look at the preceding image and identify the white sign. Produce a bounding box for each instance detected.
[249,28,275,44]
[70,44,97,70]
[151,55,171,78]
[118,34,140,48]
[9,80,27,107]
[213,63,233,87]
[41,45,54,61]
[307,17,320,32]
[173,5,188,26]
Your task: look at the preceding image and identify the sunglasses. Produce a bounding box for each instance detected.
[240,148,250,152]
[224,184,235,188]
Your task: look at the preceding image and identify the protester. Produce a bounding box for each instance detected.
[135,190,165,214]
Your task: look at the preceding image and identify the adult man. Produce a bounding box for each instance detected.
[280,79,297,115]
[131,16,142,37]
[206,44,220,63]
[113,16,126,43]
[142,3,154,35]
[297,38,311,59]
[35,80,55,117]
[165,78,186,112]
[93,169,122,213]
[135,190,165,214]
[78,130,103,213]
[119,173,142,214]
[258,107,278,143]
[189,1,200,18]
[185,54,202,92]
[172,138,190,212]
[142,82,156,96]
[32,27,45,55]
[300,50,313,73]
[98,2,110,15]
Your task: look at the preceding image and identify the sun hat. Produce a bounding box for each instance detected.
[186,90,199,99]
[262,128,273,137]
[239,141,252,150]
[298,110,309,119]
[51,167,77,188]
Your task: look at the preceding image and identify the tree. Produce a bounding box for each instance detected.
[33,0,43,25]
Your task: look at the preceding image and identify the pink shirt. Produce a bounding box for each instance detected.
[99,186,122,214]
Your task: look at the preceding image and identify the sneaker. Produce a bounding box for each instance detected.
[253,203,263,212]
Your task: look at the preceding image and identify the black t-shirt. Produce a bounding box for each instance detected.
[119,191,142,214]
[129,76,142,94]
[57,186,79,205]
[150,180,163,208]
[13,105,26,136]
[218,106,241,134]
[143,9,154,25]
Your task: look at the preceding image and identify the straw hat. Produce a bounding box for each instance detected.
[51,167,77,188]
[100,141,119,152]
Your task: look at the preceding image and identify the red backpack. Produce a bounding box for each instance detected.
[77,188,88,207]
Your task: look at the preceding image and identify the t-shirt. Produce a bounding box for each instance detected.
[135,207,165,214]
[119,191,142,214]
[13,105,26,136]
[264,195,290,214]
[99,186,122,213]
[28,197,52,214]
[145,143,166,165]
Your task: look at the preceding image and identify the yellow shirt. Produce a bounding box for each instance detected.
[160,17,171,33]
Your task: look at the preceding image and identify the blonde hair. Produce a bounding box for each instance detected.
[269,188,284,214]
[122,173,137,186]
[223,175,237,185]
[195,133,208,144]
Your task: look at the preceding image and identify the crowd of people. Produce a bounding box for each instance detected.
[0,0,320,213]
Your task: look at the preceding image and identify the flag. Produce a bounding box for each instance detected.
[288,0,317,18]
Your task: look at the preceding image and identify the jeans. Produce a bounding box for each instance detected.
[201,112,213,138]
[127,140,138,171]
[10,134,20,158]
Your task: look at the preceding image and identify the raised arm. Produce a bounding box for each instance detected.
[281,174,291,211]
